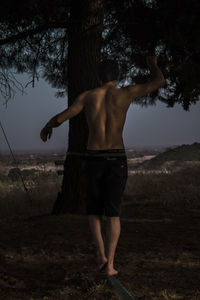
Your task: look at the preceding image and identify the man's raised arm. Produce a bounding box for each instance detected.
[124,56,165,101]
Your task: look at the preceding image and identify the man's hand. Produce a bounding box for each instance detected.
[146,56,158,68]
[40,125,52,142]
[124,55,165,100]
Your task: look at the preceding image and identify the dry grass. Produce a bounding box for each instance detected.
[0,166,199,219]
[125,166,200,208]
[0,177,62,218]
[0,166,200,299]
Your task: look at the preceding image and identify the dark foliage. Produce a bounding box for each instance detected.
[0,0,200,109]
[8,167,21,181]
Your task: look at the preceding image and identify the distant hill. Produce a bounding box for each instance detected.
[137,142,200,170]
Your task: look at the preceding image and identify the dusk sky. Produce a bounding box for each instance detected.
[0,74,200,153]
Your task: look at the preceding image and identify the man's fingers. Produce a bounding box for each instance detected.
[40,127,52,142]
[40,130,47,142]
[42,135,47,142]
[48,129,52,139]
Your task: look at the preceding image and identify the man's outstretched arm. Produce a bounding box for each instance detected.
[40,91,87,142]
[124,56,165,102]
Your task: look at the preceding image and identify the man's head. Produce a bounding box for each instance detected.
[97,59,119,84]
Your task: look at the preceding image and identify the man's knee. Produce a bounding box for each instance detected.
[105,207,121,218]
[106,215,120,219]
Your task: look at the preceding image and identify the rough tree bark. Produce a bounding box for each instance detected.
[52,0,104,215]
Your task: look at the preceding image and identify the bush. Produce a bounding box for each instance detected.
[8,168,21,181]
[0,173,8,182]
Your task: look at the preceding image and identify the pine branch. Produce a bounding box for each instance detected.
[0,22,68,46]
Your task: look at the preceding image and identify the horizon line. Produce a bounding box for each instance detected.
[1,142,199,154]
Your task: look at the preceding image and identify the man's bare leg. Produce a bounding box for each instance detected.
[105,216,121,276]
[88,215,108,269]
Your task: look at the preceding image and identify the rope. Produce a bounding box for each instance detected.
[102,230,135,300]
[0,119,29,193]
[107,276,135,300]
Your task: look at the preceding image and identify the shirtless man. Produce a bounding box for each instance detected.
[40,56,165,276]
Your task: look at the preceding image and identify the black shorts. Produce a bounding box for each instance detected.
[84,149,128,217]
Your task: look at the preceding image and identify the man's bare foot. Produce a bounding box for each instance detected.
[106,265,119,276]
[96,252,108,270]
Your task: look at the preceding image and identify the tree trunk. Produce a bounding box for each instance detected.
[52,0,104,215]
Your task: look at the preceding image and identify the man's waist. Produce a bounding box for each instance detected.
[66,148,126,158]
[85,148,126,157]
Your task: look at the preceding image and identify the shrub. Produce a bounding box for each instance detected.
[8,168,21,181]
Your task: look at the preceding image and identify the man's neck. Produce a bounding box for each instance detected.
[102,81,117,88]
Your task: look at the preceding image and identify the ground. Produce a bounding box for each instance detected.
[0,203,200,300]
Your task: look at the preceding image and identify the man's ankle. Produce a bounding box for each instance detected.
[107,261,114,266]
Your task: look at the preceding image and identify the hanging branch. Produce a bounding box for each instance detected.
[23,33,47,88]
[0,69,25,107]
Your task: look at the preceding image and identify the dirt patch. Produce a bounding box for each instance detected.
[0,206,200,299]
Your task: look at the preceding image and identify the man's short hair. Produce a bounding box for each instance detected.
[97,59,119,83]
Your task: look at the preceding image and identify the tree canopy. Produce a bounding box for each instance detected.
[0,0,200,110]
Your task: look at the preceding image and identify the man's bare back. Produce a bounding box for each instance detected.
[40,56,165,149]
[84,83,129,150]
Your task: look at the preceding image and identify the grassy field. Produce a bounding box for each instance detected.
[0,166,200,299]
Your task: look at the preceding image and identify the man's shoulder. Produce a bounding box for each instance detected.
[81,87,104,100]
[88,86,103,94]
[79,88,98,98]
[76,90,91,103]
[80,85,126,100]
